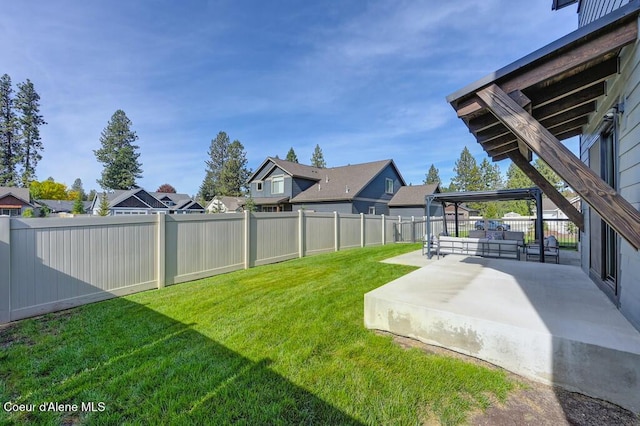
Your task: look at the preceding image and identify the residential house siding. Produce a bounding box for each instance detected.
[578,0,629,26]
[579,20,640,329]
[389,207,425,218]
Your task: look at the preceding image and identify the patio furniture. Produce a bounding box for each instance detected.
[438,236,520,260]
[422,234,440,258]
[525,235,560,264]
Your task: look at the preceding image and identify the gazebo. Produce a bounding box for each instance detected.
[425,187,546,261]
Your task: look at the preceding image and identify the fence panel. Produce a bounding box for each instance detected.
[165,214,245,285]
[364,214,382,246]
[339,214,362,249]
[251,213,298,266]
[9,216,157,321]
[304,213,335,255]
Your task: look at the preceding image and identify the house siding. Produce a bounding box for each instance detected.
[580,31,640,330]
[389,206,425,217]
[292,178,316,198]
[578,0,629,26]
[295,202,353,214]
[357,164,403,202]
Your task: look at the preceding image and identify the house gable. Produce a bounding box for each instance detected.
[114,195,150,208]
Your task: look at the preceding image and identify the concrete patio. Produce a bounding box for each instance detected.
[366,250,640,412]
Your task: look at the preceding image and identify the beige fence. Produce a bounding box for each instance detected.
[0,212,391,324]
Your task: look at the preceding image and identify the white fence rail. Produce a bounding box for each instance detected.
[0,212,392,324]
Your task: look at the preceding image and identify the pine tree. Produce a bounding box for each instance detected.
[505,162,534,215]
[479,158,503,190]
[424,164,441,185]
[94,110,143,190]
[310,144,326,168]
[0,74,19,186]
[199,131,229,201]
[72,190,85,214]
[15,79,46,187]
[219,140,251,196]
[285,147,298,163]
[451,147,481,192]
[97,192,110,216]
[71,178,86,200]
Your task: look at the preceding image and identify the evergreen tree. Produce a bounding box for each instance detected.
[15,79,46,187]
[71,178,86,200]
[310,144,326,168]
[479,158,503,190]
[534,158,565,193]
[219,140,251,196]
[97,192,110,216]
[505,162,534,215]
[424,164,441,185]
[87,189,97,204]
[199,131,229,201]
[0,74,19,186]
[94,110,143,190]
[72,190,85,214]
[451,147,481,192]
[285,147,298,163]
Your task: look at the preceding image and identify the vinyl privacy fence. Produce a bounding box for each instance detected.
[0,212,396,324]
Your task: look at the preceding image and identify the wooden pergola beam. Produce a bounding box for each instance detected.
[477,83,640,250]
[508,151,584,231]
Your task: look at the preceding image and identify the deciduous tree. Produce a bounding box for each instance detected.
[157,183,176,193]
[94,110,143,190]
[29,179,68,200]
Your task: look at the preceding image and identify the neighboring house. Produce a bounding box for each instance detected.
[248,157,406,215]
[447,1,640,330]
[388,184,440,217]
[0,187,37,216]
[444,204,476,221]
[39,199,93,214]
[535,196,582,220]
[206,196,245,213]
[90,188,204,215]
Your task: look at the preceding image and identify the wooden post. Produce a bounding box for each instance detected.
[156,214,166,288]
[477,83,640,250]
[508,151,584,230]
[0,216,11,323]
[360,213,365,247]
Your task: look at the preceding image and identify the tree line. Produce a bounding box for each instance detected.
[424,146,566,217]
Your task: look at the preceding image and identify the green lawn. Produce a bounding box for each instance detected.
[0,244,514,425]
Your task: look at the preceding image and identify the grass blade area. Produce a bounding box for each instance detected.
[0,244,513,425]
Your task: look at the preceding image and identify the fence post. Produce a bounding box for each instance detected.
[334,211,339,252]
[361,213,365,247]
[0,216,11,323]
[244,210,251,269]
[298,209,304,258]
[411,216,416,243]
[157,214,166,289]
[381,214,386,245]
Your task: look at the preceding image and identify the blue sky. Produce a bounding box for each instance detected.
[2,1,579,196]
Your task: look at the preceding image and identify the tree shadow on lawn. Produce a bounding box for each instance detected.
[0,296,363,425]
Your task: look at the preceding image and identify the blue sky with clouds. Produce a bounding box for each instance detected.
[2,1,580,196]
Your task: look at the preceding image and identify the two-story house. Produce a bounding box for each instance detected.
[248,157,406,214]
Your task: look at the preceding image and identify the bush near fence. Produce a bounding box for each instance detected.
[0,212,392,324]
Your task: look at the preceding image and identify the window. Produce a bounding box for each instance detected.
[271,176,284,194]
[368,206,376,215]
[256,181,263,191]
[385,178,394,194]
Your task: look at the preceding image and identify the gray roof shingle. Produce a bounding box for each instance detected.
[388,184,440,207]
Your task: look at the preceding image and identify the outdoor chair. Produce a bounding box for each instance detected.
[525,235,560,264]
[422,234,440,258]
